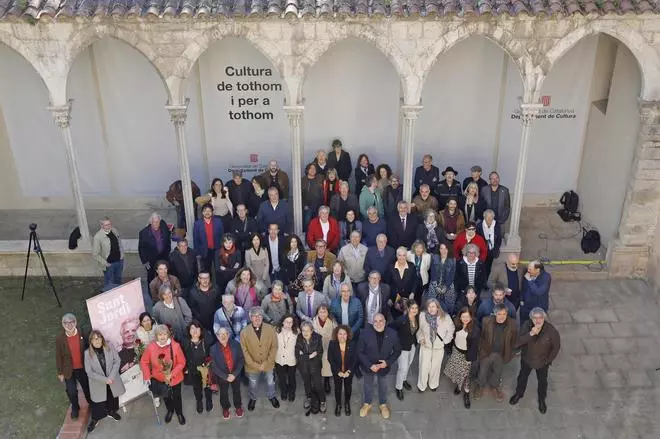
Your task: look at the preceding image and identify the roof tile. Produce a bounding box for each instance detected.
[1,0,658,19]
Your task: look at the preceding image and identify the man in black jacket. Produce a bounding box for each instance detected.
[188,272,221,331]
[357,313,401,419]
[414,154,440,198]
[169,238,199,302]
[138,213,172,283]
[387,201,418,249]
[229,204,259,251]
[363,234,395,284]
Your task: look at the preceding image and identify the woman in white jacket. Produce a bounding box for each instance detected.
[416,298,455,392]
[408,240,432,306]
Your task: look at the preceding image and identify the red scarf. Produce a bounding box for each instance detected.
[220,245,236,265]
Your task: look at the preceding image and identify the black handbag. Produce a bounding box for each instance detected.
[149,343,174,397]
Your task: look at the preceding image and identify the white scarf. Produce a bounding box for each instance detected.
[482,220,496,250]
[156,338,172,348]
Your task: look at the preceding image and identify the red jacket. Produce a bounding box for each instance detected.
[453,233,488,262]
[140,340,186,386]
[322,179,341,206]
[306,217,340,253]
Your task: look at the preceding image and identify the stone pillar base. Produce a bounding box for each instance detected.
[607,240,649,278]
[502,233,522,254]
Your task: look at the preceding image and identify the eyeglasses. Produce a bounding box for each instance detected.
[62,321,76,325]
[467,228,476,231]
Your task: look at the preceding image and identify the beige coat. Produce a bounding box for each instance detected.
[336,243,368,283]
[92,228,124,271]
[488,261,524,290]
[312,316,337,377]
[245,248,271,286]
[417,312,455,350]
[240,323,278,373]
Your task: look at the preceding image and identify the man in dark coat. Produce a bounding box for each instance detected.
[520,260,552,328]
[414,154,440,198]
[363,234,396,284]
[138,213,172,283]
[188,272,222,331]
[357,313,401,419]
[462,165,488,192]
[356,271,392,326]
[387,201,419,250]
[229,203,259,251]
[257,187,293,234]
[169,238,199,301]
[436,166,462,209]
[510,308,561,414]
[193,203,224,273]
[326,139,352,183]
[480,171,511,227]
[226,170,253,209]
[475,305,517,402]
[55,313,91,420]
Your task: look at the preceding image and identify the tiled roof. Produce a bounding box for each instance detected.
[0,0,657,19]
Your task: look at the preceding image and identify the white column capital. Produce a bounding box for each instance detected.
[520,103,543,127]
[283,105,304,125]
[401,105,423,120]
[47,100,73,128]
[166,99,190,126]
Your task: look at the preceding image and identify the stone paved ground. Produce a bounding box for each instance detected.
[89,280,660,439]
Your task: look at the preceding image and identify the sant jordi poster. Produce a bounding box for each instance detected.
[86,278,149,406]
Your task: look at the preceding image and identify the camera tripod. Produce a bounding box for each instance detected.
[20,223,61,307]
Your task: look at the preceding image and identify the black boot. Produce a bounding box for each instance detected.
[196,399,203,414]
[345,396,351,416]
[205,389,213,412]
[396,389,404,401]
[324,377,331,395]
[335,404,342,416]
[87,420,98,433]
[454,385,461,395]
[288,390,296,402]
[463,392,471,409]
[165,410,174,423]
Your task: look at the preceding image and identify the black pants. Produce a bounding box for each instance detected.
[219,378,242,410]
[300,369,325,411]
[333,375,353,406]
[64,368,91,411]
[515,358,549,402]
[192,373,213,404]
[90,385,119,421]
[275,364,296,397]
[164,383,183,415]
[200,251,215,274]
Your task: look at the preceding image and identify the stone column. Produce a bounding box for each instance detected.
[284,105,304,237]
[401,105,423,202]
[166,100,196,237]
[48,101,90,242]
[506,103,543,251]
[610,100,660,277]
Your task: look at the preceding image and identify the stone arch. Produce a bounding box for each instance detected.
[416,23,533,105]
[178,23,290,104]
[65,25,171,101]
[295,25,413,105]
[0,30,55,101]
[543,20,660,101]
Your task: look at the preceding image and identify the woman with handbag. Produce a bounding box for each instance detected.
[84,330,126,433]
[140,324,187,425]
[182,320,216,414]
[444,307,480,409]
[152,284,193,342]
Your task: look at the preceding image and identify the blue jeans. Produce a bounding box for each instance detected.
[302,207,314,233]
[247,370,276,400]
[141,278,154,312]
[363,371,389,405]
[102,260,124,289]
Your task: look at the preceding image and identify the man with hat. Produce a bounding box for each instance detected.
[462,165,489,192]
[327,139,352,183]
[436,166,462,209]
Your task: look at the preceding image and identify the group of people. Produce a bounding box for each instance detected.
[72,142,560,431]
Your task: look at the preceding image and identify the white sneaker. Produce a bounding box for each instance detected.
[154,397,161,408]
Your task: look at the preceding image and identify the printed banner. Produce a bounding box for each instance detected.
[86,278,148,406]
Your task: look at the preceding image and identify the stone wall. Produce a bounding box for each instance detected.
[0,15,659,279]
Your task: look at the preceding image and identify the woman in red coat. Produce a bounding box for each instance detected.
[322,169,342,206]
[453,222,488,262]
[306,206,340,253]
[140,324,187,425]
